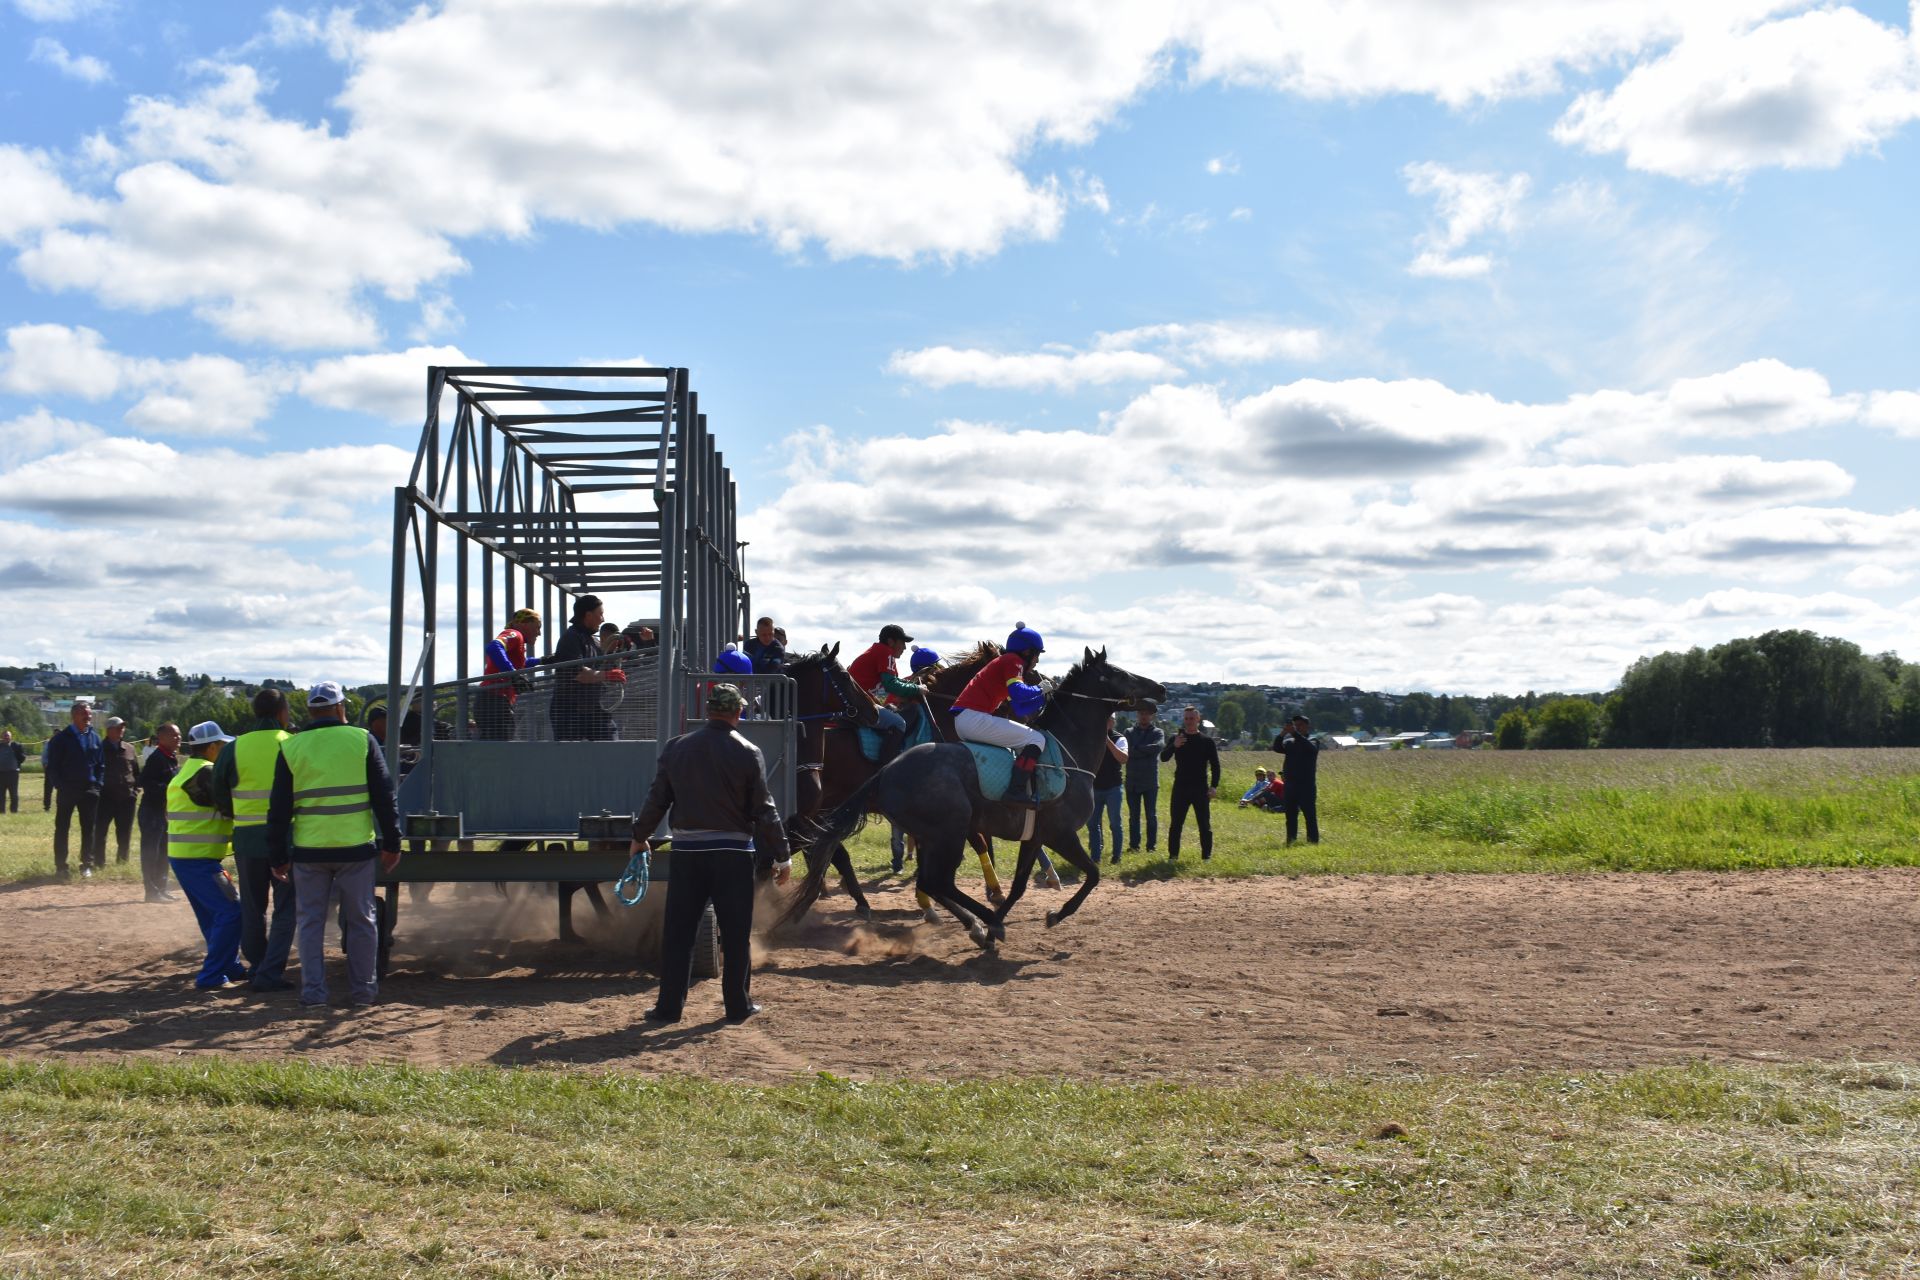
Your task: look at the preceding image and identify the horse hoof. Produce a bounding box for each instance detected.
[968,924,993,949]
[857,905,873,923]
[1044,911,1061,929]
[922,909,940,925]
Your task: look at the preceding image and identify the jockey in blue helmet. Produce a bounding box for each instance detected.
[712,644,753,675]
[951,622,1049,803]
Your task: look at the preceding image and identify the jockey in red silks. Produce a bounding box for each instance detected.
[951,622,1049,803]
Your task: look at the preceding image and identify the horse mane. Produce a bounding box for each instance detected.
[781,648,837,674]
[943,640,1001,667]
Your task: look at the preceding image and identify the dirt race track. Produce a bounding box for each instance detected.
[1,868,1915,1080]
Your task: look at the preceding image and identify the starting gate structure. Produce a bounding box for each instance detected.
[377,365,795,966]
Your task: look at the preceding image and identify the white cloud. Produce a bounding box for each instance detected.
[0,408,104,469]
[30,36,111,84]
[891,319,1323,392]
[12,0,109,19]
[1205,153,1239,175]
[1864,390,1920,438]
[0,323,286,436]
[297,345,479,425]
[1403,161,1530,278]
[0,146,100,245]
[1554,5,1920,180]
[1179,0,1795,107]
[886,345,1180,392]
[9,1,1884,352]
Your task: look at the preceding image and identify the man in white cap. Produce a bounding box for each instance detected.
[167,721,246,990]
[268,681,402,1008]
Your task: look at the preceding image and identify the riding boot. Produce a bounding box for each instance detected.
[876,726,905,766]
[1012,745,1043,805]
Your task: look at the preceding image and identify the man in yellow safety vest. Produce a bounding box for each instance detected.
[267,680,402,1008]
[167,721,246,991]
[212,688,295,992]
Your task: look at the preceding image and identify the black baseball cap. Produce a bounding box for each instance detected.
[879,623,913,644]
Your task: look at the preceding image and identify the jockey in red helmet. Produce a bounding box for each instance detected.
[951,623,1049,804]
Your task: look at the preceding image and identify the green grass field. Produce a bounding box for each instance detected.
[8,749,1920,886]
[3,1058,1916,1278]
[838,746,1920,883]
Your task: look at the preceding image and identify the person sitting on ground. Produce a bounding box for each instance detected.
[743,616,786,673]
[1255,772,1286,812]
[1238,767,1272,807]
[950,623,1049,804]
[847,624,926,766]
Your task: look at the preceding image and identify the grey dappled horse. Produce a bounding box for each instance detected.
[779,648,1165,946]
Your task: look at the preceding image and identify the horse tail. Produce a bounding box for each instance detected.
[775,772,882,929]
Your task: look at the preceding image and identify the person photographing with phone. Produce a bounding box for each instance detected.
[1159,705,1220,860]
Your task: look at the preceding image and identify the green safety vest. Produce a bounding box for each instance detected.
[230,728,291,828]
[280,725,377,849]
[166,757,232,860]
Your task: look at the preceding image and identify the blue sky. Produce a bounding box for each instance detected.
[1,0,1917,692]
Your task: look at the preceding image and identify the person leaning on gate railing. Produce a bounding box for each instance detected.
[549,595,624,741]
[477,608,542,741]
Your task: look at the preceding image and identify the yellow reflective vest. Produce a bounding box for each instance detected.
[230,728,290,829]
[279,725,377,849]
[166,757,232,860]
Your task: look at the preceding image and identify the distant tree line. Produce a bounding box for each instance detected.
[1600,630,1920,748]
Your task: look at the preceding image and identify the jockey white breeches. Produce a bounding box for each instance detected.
[953,707,1045,752]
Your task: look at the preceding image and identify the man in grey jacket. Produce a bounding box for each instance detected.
[632,683,791,1025]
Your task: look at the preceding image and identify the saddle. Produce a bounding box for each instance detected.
[962,733,1069,805]
[854,701,936,762]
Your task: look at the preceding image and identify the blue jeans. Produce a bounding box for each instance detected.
[1126,784,1158,849]
[873,706,906,733]
[170,857,243,988]
[1087,786,1123,858]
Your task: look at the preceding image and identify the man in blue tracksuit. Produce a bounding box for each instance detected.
[1123,700,1165,853]
[45,701,105,879]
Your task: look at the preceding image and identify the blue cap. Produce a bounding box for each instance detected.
[909,645,940,671]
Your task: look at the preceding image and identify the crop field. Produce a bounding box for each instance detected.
[3,753,1917,1277]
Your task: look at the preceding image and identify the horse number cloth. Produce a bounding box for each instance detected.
[964,734,1068,805]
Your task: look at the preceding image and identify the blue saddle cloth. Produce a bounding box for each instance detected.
[855,703,935,762]
[963,734,1068,804]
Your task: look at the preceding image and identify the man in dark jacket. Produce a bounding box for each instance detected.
[633,683,791,1026]
[136,722,181,902]
[1159,705,1220,860]
[1271,715,1322,844]
[1086,713,1128,865]
[45,701,104,879]
[1123,700,1165,852]
[0,729,23,813]
[94,716,141,866]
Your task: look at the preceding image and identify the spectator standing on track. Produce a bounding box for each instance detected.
[1086,713,1128,865]
[213,688,296,992]
[1124,700,1165,853]
[137,722,181,902]
[634,682,792,1026]
[268,681,403,1009]
[1159,705,1220,860]
[550,595,622,741]
[743,616,786,673]
[167,721,245,991]
[45,701,105,880]
[95,716,141,867]
[0,729,22,813]
[1272,715,1322,844]
[476,608,542,741]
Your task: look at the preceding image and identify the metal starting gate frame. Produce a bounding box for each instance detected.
[381,364,795,891]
